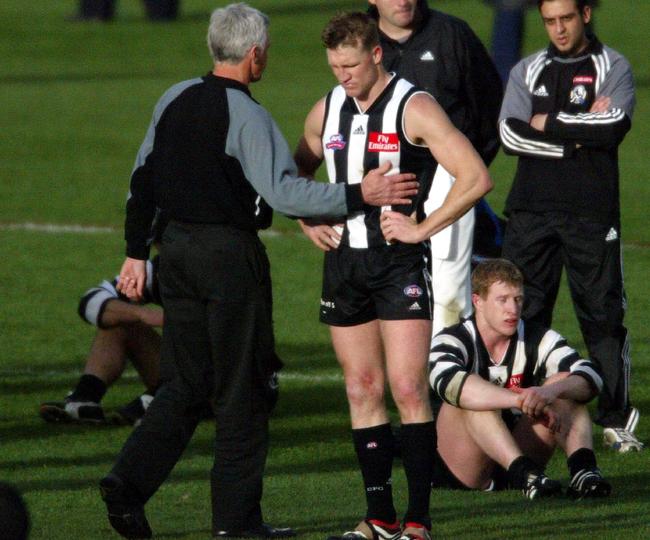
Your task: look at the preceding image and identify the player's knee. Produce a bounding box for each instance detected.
[390,377,428,411]
[345,373,384,408]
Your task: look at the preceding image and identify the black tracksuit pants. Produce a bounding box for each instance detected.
[110,222,276,534]
[503,211,631,427]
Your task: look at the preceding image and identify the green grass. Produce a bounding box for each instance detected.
[1,1,649,539]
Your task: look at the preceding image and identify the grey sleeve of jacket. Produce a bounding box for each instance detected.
[498,55,572,159]
[225,90,362,219]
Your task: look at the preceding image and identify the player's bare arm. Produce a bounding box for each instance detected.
[381,93,492,243]
[456,374,521,411]
[101,299,164,328]
[295,98,344,251]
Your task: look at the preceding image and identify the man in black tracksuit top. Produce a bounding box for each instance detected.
[368,0,504,335]
[499,0,642,452]
[98,5,419,539]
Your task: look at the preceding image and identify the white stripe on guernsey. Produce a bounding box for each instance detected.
[510,320,528,380]
[429,334,469,365]
[545,345,577,374]
[323,87,346,189]
[346,113,370,248]
[556,109,625,125]
[83,285,117,326]
[537,329,565,373]
[379,79,410,243]
[572,362,603,392]
[499,121,564,157]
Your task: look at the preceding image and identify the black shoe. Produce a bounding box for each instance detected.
[523,470,562,500]
[100,474,152,539]
[39,398,105,424]
[106,394,154,426]
[567,468,612,500]
[214,523,296,538]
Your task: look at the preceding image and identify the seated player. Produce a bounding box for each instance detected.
[429,258,611,499]
[39,256,163,425]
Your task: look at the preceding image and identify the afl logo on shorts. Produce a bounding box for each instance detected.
[403,284,423,298]
[325,134,346,150]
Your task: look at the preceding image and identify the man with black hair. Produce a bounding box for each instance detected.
[499,0,642,453]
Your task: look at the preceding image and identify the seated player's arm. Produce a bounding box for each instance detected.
[100,299,163,328]
[456,373,520,411]
[381,93,493,244]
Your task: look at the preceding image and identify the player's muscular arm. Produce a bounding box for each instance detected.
[381,93,492,243]
[295,99,343,251]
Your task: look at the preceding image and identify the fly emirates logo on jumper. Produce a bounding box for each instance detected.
[368,132,399,152]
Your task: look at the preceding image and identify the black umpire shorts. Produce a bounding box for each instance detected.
[319,242,432,326]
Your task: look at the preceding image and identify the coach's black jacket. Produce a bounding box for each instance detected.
[369,0,503,166]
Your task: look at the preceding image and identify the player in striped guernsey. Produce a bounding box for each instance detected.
[295,12,491,540]
[498,0,642,453]
[429,258,611,500]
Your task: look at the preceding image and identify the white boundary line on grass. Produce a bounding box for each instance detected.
[2,368,343,383]
[2,221,647,249]
[0,222,283,237]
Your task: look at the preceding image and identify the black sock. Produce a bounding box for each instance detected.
[567,448,597,477]
[69,374,107,403]
[352,423,396,523]
[400,421,435,529]
[507,455,542,489]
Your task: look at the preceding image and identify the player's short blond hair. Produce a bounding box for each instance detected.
[471,258,523,298]
[321,11,379,51]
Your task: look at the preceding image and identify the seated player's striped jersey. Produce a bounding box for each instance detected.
[77,256,161,328]
[429,317,603,407]
[321,74,437,249]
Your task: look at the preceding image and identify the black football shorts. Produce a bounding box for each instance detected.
[319,243,432,326]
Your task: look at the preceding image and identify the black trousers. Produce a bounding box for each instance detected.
[111,222,276,533]
[503,211,631,427]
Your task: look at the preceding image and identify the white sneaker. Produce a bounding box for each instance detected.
[603,407,644,453]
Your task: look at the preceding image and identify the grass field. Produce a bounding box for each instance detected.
[1,1,649,538]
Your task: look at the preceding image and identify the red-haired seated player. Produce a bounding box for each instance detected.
[429,258,611,499]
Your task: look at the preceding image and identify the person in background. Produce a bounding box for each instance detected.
[71,0,179,22]
[499,0,642,453]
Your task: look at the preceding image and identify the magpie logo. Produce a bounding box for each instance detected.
[420,51,435,61]
[605,227,618,242]
[533,85,549,97]
[352,124,365,135]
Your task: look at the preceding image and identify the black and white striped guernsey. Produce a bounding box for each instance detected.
[429,317,603,407]
[322,75,437,249]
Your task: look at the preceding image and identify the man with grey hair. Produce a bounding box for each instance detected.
[98,3,419,539]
